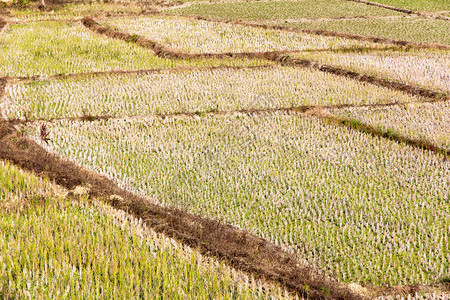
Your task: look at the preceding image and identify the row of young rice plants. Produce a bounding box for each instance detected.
[292,50,450,94]
[29,114,450,286]
[5,66,424,120]
[167,0,403,21]
[0,160,66,211]
[331,101,450,151]
[0,21,268,77]
[0,162,293,299]
[103,16,387,54]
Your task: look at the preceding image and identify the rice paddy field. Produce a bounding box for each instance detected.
[0,161,293,298]
[1,0,449,299]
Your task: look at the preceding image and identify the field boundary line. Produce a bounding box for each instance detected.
[0,120,364,300]
[347,0,450,21]
[17,98,448,124]
[24,106,316,123]
[308,109,449,158]
[4,65,276,84]
[158,13,450,50]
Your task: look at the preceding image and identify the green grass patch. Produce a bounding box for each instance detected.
[0,160,65,210]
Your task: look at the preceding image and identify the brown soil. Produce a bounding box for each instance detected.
[0,77,7,120]
[0,120,363,300]
[160,13,450,50]
[347,0,450,21]
[45,105,316,123]
[0,17,7,33]
[347,0,415,14]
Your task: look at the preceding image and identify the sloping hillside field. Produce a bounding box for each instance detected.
[0,0,449,299]
[0,161,293,299]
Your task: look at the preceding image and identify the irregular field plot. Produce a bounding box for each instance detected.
[103,16,386,53]
[366,0,450,11]
[35,114,450,285]
[332,101,450,151]
[169,0,402,21]
[292,50,450,93]
[0,21,268,77]
[6,66,423,120]
[0,197,292,299]
[280,17,450,45]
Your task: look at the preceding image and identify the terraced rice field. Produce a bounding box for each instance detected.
[363,0,450,11]
[1,0,449,299]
